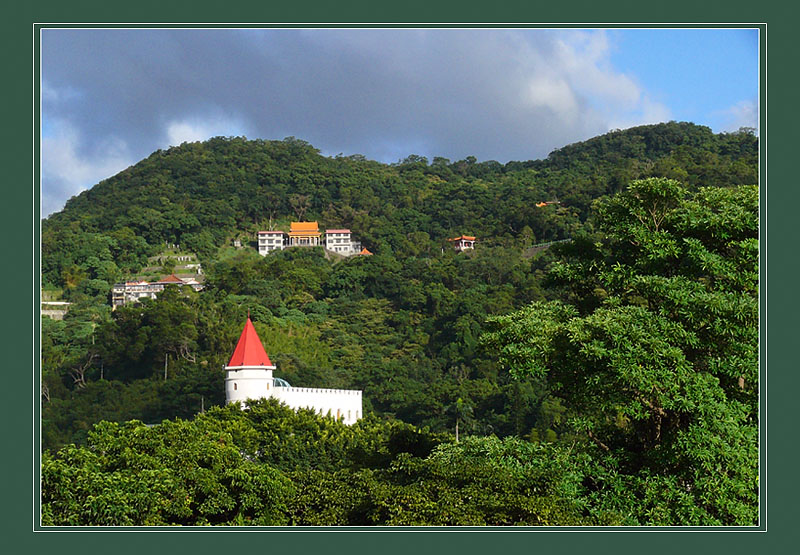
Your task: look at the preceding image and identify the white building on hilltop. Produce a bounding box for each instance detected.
[224,317,363,424]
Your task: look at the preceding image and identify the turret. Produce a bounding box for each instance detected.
[224,317,275,405]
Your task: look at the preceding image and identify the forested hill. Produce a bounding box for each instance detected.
[42,121,757,288]
[41,121,759,525]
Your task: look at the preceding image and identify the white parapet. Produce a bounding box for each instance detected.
[272,386,363,425]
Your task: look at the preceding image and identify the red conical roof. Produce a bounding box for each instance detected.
[227,318,273,367]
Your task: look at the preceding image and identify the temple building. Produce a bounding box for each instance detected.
[224,317,363,425]
[288,221,322,247]
[257,222,365,257]
[448,235,477,252]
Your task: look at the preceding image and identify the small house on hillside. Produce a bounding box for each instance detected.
[448,235,476,252]
[111,274,203,308]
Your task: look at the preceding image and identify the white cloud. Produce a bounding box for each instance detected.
[42,120,134,216]
[526,76,578,115]
[165,116,247,147]
[41,29,682,214]
[715,99,758,133]
[606,95,673,131]
[548,31,671,131]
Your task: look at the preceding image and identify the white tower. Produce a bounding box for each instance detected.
[224,317,276,405]
[223,317,363,424]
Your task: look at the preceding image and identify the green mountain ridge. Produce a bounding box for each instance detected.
[43,121,756,288]
[40,121,759,526]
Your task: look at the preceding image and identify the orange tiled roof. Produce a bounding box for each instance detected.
[448,235,477,242]
[359,248,373,256]
[290,221,319,232]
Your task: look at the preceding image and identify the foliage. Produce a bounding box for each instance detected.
[42,417,293,525]
[481,180,758,525]
[42,404,605,526]
[40,124,759,526]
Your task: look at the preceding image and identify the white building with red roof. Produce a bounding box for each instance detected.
[225,317,363,424]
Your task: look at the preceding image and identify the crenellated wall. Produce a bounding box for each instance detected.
[225,367,363,425]
[272,386,363,425]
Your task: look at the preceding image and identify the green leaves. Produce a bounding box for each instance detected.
[481,181,759,525]
[43,417,294,526]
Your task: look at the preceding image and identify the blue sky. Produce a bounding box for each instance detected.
[41,27,759,216]
[607,29,758,131]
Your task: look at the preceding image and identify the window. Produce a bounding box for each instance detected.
[234,383,237,391]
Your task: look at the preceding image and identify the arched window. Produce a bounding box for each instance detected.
[234,383,237,391]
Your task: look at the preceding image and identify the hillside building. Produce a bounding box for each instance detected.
[111,274,203,307]
[41,301,71,320]
[224,317,363,425]
[324,229,362,256]
[288,221,322,247]
[448,235,477,252]
[257,230,287,255]
[257,222,365,257]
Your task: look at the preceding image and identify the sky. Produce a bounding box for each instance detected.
[40,27,759,216]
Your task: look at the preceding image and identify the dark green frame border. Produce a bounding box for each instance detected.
[8,1,789,553]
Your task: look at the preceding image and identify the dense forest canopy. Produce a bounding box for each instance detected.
[40,122,760,526]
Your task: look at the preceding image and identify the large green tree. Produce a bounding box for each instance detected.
[482,180,759,525]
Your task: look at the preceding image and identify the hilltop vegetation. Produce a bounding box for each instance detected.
[42,121,756,288]
[40,122,759,525]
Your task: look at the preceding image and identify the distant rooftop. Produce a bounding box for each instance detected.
[290,221,319,232]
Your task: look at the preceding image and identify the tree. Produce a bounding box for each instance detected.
[449,397,474,442]
[289,194,311,221]
[482,181,758,525]
[42,417,293,525]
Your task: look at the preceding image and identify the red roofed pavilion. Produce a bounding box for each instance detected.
[227,317,274,368]
[447,235,476,252]
[156,274,186,284]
